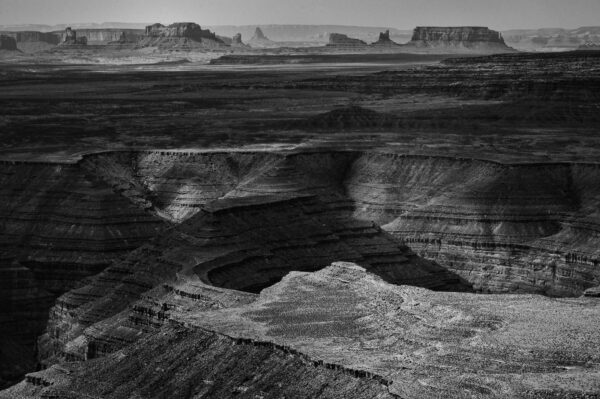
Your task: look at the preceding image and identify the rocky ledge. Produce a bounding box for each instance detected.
[4,263,600,399]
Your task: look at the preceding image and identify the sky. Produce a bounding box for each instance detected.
[1,0,599,30]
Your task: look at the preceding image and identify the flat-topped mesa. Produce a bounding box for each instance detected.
[412,26,505,43]
[61,27,87,45]
[0,35,17,51]
[409,26,515,52]
[327,33,367,47]
[144,22,221,42]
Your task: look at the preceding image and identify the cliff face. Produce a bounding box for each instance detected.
[144,22,222,42]
[0,161,163,387]
[0,35,17,51]
[5,149,600,390]
[5,263,600,399]
[58,29,143,44]
[408,26,515,52]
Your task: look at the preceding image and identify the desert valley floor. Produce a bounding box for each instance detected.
[0,48,600,398]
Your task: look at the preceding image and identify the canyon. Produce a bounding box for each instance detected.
[0,44,599,398]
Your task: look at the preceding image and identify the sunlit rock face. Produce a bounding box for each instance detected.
[5,263,600,399]
[144,22,222,42]
[407,26,515,52]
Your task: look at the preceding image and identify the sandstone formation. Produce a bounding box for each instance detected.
[0,31,59,52]
[4,262,600,399]
[248,27,276,48]
[232,33,243,45]
[407,26,515,53]
[0,35,17,51]
[139,22,225,49]
[0,160,164,387]
[59,29,143,44]
[327,33,368,48]
[61,27,87,45]
[371,30,400,46]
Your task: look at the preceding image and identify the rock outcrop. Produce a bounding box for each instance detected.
[144,22,220,42]
[407,26,515,53]
[60,27,87,46]
[0,35,17,51]
[5,263,600,399]
[327,33,368,48]
[0,160,164,386]
[139,22,225,49]
[371,30,400,46]
[232,33,243,45]
[60,29,143,44]
[248,27,276,47]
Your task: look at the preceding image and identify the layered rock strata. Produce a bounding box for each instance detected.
[405,26,515,52]
[0,35,17,51]
[5,263,600,399]
[0,160,164,386]
[38,192,465,367]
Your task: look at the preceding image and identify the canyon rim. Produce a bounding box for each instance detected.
[1,0,600,398]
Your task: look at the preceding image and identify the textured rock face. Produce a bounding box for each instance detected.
[345,153,600,296]
[5,263,600,399]
[327,33,367,47]
[0,35,17,50]
[61,27,87,45]
[408,26,514,52]
[60,29,143,44]
[412,26,505,43]
[144,22,220,42]
[372,30,399,46]
[0,161,163,386]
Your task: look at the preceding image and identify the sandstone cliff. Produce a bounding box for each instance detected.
[4,263,600,399]
[407,26,515,53]
[0,35,17,51]
[139,22,226,49]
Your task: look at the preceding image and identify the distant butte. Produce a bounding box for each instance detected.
[407,26,516,52]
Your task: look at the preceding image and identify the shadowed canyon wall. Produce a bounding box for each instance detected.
[3,149,600,387]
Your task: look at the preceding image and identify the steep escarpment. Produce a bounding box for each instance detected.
[7,263,600,399]
[139,22,226,49]
[345,153,600,296]
[38,191,465,369]
[407,26,515,53]
[0,160,163,386]
[0,31,59,52]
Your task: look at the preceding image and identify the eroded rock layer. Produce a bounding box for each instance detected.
[0,160,163,386]
[5,263,600,399]
[38,192,465,368]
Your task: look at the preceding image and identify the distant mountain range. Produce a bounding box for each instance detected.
[2,23,599,50]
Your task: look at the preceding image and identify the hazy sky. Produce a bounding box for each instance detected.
[1,0,599,29]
